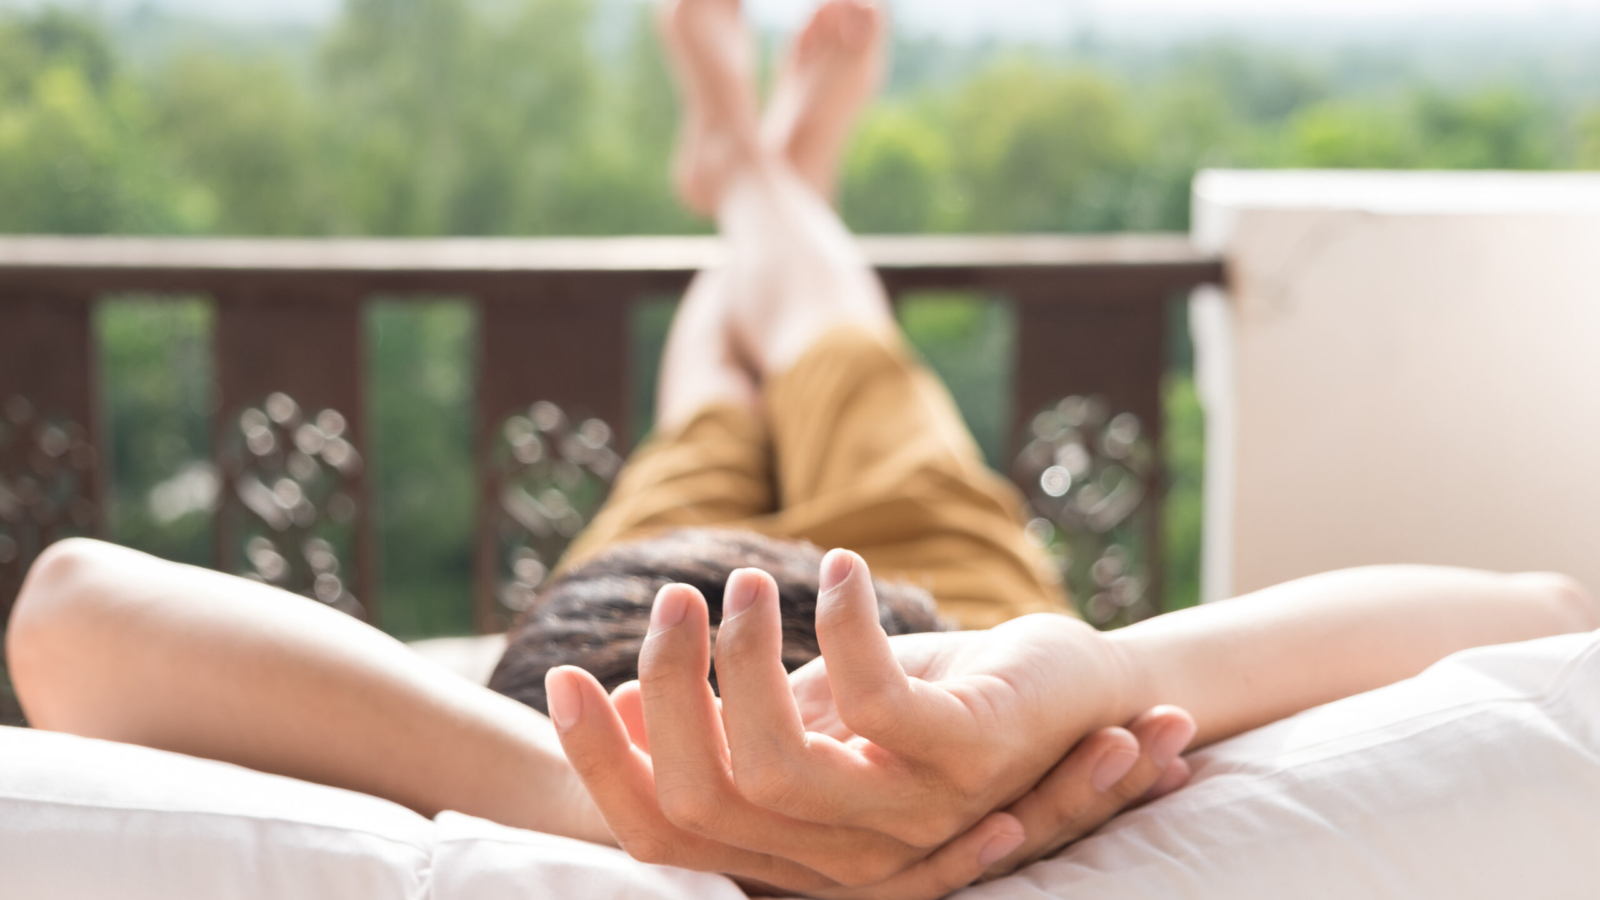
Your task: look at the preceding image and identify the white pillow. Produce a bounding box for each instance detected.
[3,630,1598,900]
[0,725,741,900]
[960,630,1600,900]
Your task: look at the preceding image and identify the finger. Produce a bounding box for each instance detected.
[1142,754,1191,801]
[814,550,946,751]
[547,665,833,891]
[610,680,649,752]
[982,726,1141,876]
[984,706,1195,876]
[546,666,677,855]
[717,568,911,830]
[1132,704,1198,751]
[815,812,1025,900]
[642,582,926,886]
[1131,706,1196,804]
[639,583,731,808]
[715,569,811,793]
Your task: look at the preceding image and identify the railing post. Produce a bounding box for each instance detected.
[0,288,106,622]
[474,284,632,634]
[0,288,105,725]
[1012,288,1169,620]
[212,287,377,625]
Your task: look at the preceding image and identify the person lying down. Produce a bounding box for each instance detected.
[7,0,1599,898]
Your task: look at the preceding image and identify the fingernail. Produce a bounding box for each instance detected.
[650,585,688,634]
[1149,719,1196,765]
[820,549,854,590]
[547,670,582,733]
[1091,746,1139,793]
[723,570,758,619]
[977,828,1025,868]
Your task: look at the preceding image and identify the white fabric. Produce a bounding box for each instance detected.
[3,630,1599,900]
[406,633,507,686]
[954,629,1600,900]
[0,726,741,900]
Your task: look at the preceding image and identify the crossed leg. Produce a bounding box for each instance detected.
[575,0,1064,629]
[655,0,889,432]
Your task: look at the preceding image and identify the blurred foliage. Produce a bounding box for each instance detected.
[367,301,477,636]
[0,661,21,727]
[897,294,1014,467]
[5,1,1600,636]
[7,3,1592,241]
[1163,373,1204,612]
[96,298,214,565]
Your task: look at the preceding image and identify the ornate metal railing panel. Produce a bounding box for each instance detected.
[223,393,365,617]
[0,395,99,727]
[0,397,99,585]
[485,402,622,625]
[1016,395,1160,627]
[0,235,1223,662]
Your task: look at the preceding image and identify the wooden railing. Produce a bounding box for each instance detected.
[0,235,1222,688]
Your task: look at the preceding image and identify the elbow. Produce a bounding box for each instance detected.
[7,538,118,718]
[1513,572,1600,635]
[10,537,106,635]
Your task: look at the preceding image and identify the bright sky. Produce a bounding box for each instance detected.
[784,0,1600,40]
[25,0,1600,39]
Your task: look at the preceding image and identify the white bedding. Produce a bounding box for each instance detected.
[4,629,1599,899]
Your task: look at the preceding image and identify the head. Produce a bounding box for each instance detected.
[488,528,946,715]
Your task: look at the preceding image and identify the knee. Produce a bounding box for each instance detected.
[1511,572,1600,634]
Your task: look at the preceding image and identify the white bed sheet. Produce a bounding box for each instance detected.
[3,629,1599,900]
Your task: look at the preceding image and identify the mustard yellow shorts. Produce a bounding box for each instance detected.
[561,327,1070,629]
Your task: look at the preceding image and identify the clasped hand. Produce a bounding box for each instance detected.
[546,550,1194,899]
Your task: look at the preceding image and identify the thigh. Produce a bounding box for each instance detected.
[762,326,1069,629]
[560,403,775,571]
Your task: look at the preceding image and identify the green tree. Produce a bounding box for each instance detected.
[150,53,327,234]
[0,10,194,233]
[319,0,604,235]
[947,63,1137,232]
[97,298,213,565]
[1286,88,1556,169]
[841,105,954,232]
[1410,88,1554,169]
[367,302,477,638]
[1578,106,1600,168]
[1287,97,1419,167]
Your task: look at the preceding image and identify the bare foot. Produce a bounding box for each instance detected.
[659,0,763,216]
[761,0,886,202]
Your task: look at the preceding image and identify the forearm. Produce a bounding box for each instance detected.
[7,540,612,845]
[1105,566,1597,746]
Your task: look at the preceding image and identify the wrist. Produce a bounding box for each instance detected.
[1027,614,1133,755]
[1102,625,1158,726]
[561,772,618,846]
[494,713,618,845]
[530,752,616,846]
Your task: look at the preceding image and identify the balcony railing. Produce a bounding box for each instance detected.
[0,234,1222,723]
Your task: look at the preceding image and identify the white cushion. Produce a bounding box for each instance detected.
[0,725,741,900]
[958,629,1600,900]
[3,630,1599,899]
[406,633,508,686]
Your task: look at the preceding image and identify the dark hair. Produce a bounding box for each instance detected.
[488,528,946,715]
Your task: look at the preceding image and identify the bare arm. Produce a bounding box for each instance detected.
[6,538,1187,900]
[1108,566,1600,746]
[6,539,611,845]
[554,554,1599,894]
